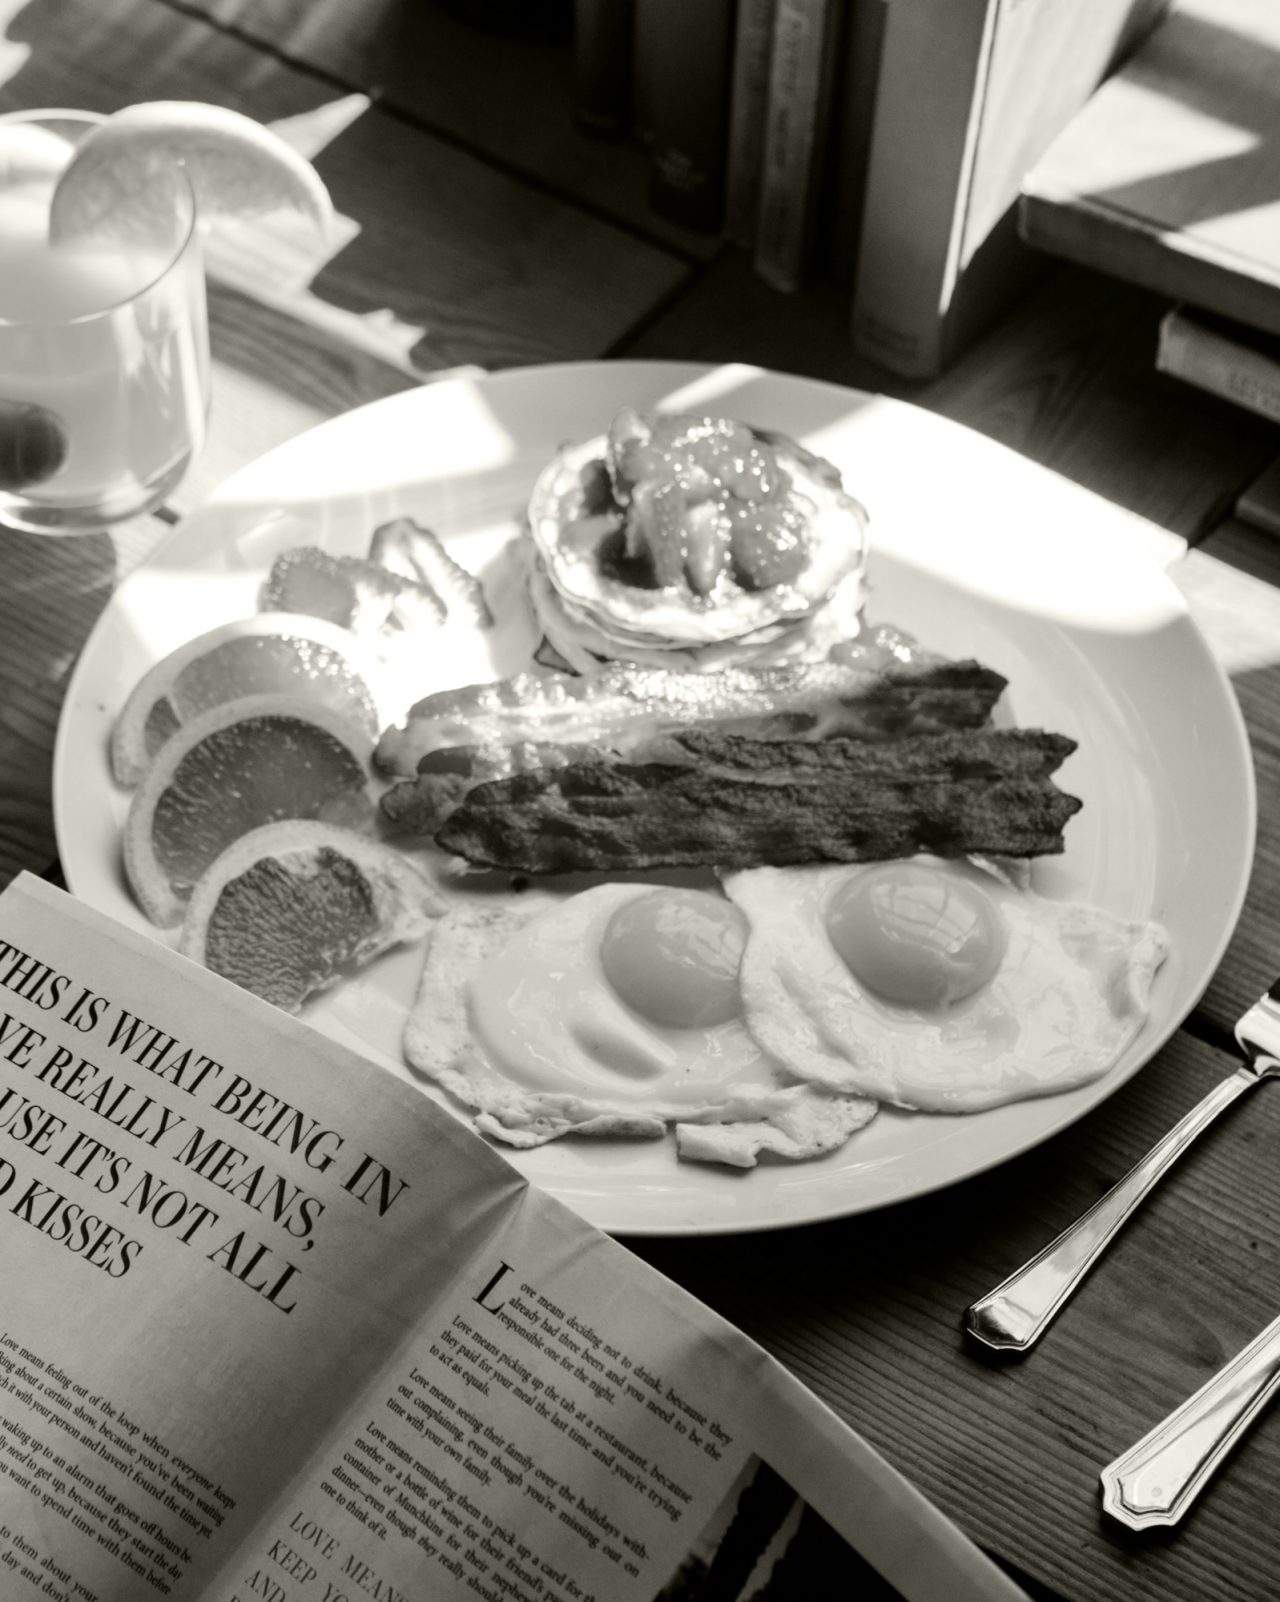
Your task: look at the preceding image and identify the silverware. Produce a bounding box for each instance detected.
[965,979,1280,1354]
[1101,1308,1280,1529]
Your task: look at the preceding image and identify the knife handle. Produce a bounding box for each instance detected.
[1101,1310,1280,1529]
[965,1068,1256,1353]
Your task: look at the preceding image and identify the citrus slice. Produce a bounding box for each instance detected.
[179,820,441,1013]
[48,100,333,244]
[123,693,374,928]
[111,613,382,789]
[0,120,76,186]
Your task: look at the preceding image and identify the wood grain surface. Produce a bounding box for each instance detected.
[4,4,1280,1599]
[1175,527,1280,1033]
[635,1026,1280,1602]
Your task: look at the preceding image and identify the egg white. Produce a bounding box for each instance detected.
[721,858,1169,1115]
[402,881,877,1165]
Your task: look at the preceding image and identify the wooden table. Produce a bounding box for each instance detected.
[5,4,1280,1599]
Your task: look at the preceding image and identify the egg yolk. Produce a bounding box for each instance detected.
[825,863,1007,1009]
[600,888,748,1028]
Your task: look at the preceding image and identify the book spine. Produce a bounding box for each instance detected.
[818,0,888,285]
[644,0,737,231]
[851,0,998,377]
[753,0,838,293]
[725,0,778,249]
[631,0,656,144]
[1157,308,1280,426]
[572,0,634,140]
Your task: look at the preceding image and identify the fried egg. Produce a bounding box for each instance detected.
[403,882,877,1166]
[721,858,1169,1114]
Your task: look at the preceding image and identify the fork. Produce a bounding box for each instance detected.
[964,980,1280,1354]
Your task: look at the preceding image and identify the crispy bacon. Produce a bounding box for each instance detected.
[432,728,1082,874]
[374,654,1007,777]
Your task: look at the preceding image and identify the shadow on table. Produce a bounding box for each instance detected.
[0,523,119,874]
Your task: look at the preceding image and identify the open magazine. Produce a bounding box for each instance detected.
[0,874,1026,1602]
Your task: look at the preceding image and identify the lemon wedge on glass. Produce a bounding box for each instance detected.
[48,99,333,244]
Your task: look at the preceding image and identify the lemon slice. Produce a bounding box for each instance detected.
[123,693,375,928]
[111,613,383,789]
[48,100,333,244]
[180,820,441,1014]
[0,121,76,186]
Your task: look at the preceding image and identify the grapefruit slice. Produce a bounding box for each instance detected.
[123,693,375,928]
[111,613,382,788]
[180,820,441,1013]
[48,100,333,244]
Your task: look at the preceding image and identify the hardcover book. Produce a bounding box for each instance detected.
[851,0,1168,379]
[1018,0,1280,341]
[819,0,889,287]
[724,0,778,248]
[753,0,844,291]
[572,0,634,140]
[641,0,737,231]
[1157,305,1280,425]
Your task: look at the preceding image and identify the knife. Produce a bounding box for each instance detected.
[964,979,1280,1354]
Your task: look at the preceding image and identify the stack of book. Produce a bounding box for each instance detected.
[1157,309,1280,428]
[572,0,1172,378]
[1015,0,1280,529]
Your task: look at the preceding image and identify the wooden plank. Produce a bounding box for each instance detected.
[622,252,1280,541]
[0,517,169,887]
[633,1026,1280,1602]
[0,0,690,374]
[1236,451,1280,536]
[166,0,723,260]
[1172,525,1280,1032]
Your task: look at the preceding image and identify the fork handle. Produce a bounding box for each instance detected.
[1101,1309,1280,1528]
[965,1067,1257,1353]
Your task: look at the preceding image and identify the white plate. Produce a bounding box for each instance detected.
[54,361,1256,1236]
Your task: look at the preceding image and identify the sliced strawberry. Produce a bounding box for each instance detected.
[682,501,732,596]
[628,479,687,587]
[728,501,809,590]
[720,440,788,502]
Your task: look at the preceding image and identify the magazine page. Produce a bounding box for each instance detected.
[205,1190,1027,1602]
[0,875,1026,1602]
[0,873,525,1602]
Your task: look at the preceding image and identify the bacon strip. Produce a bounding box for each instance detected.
[375,655,1007,777]
[432,728,1082,874]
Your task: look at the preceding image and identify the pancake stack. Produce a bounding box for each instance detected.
[523,412,871,672]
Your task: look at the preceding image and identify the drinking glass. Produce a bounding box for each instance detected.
[0,109,211,535]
